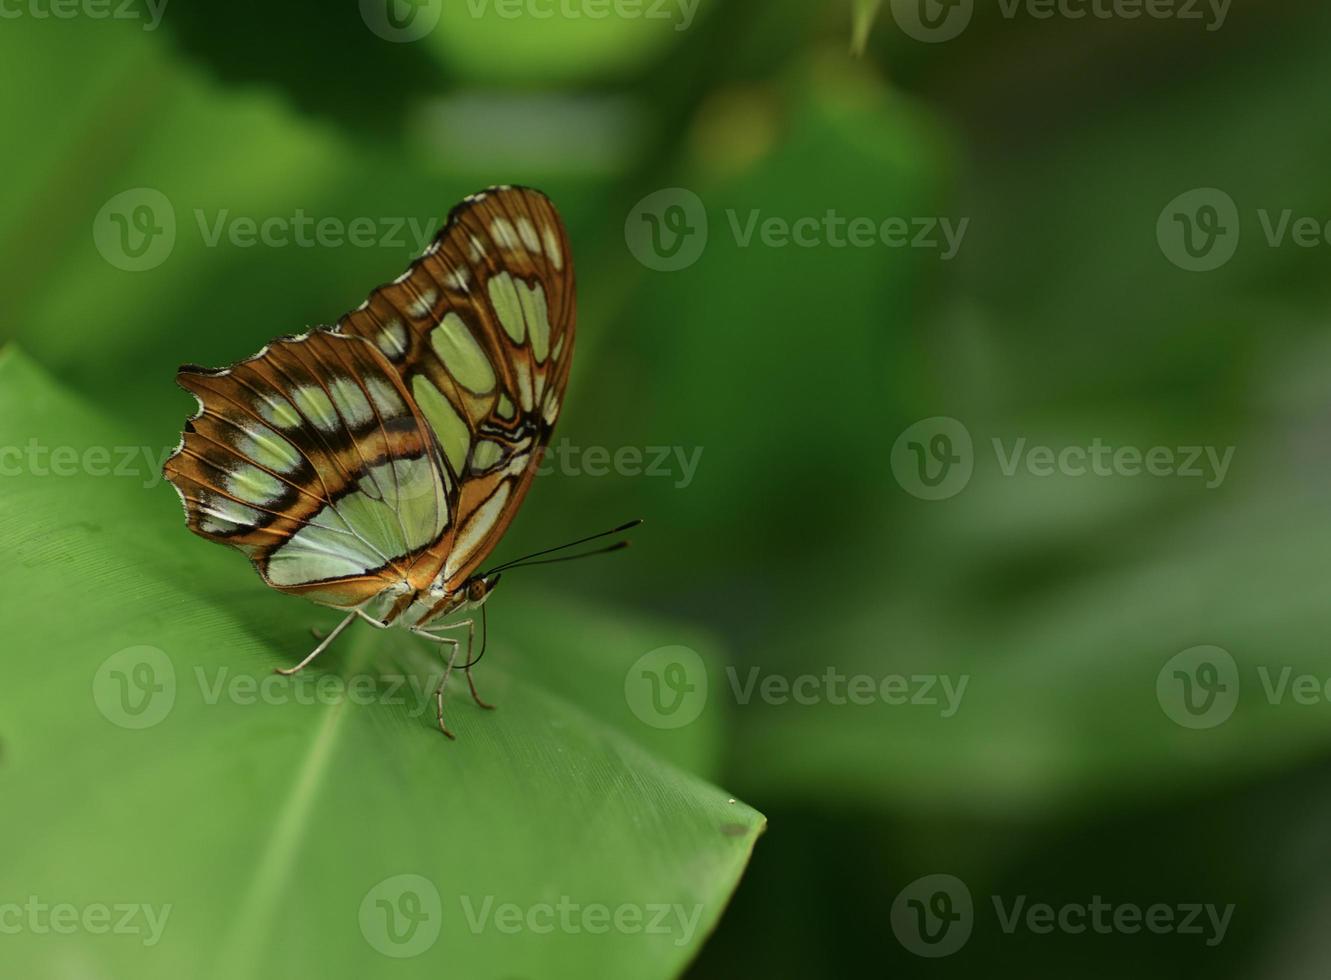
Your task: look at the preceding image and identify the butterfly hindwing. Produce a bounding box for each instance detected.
[335,185,576,590]
[163,330,454,609]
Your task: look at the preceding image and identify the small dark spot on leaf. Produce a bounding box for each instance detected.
[720,823,749,837]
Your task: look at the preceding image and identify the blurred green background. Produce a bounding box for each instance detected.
[5,0,1331,976]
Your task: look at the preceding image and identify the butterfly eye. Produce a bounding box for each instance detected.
[467,579,488,603]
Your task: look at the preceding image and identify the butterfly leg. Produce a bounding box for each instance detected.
[459,620,495,711]
[311,608,389,640]
[417,619,493,710]
[278,610,357,676]
[412,629,464,738]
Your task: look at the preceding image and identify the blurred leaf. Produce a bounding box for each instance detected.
[850,0,882,55]
[729,451,1331,818]
[0,347,763,979]
[546,54,958,615]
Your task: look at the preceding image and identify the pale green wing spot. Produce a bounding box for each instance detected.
[488,273,526,344]
[505,451,532,478]
[267,513,389,586]
[517,217,541,252]
[518,281,551,362]
[552,335,565,363]
[514,357,535,412]
[444,481,512,580]
[383,456,449,544]
[542,224,563,271]
[327,377,374,427]
[444,266,471,291]
[226,464,287,505]
[409,288,439,319]
[293,386,340,432]
[266,457,448,586]
[199,495,263,535]
[412,375,471,476]
[430,313,496,394]
[496,394,516,420]
[376,319,408,360]
[491,218,520,250]
[364,377,407,417]
[542,391,561,426]
[338,458,447,555]
[471,440,503,472]
[237,424,302,474]
[259,397,302,429]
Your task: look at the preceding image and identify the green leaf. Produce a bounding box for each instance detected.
[0,347,763,979]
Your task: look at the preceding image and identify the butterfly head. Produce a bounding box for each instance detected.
[463,572,502,608]
[415,571,502,620]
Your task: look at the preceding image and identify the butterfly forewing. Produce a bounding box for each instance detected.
[163,330,454,608]
[164,186,576,610]
[334,185,576,591]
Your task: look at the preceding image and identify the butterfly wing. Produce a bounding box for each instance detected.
[162,330,455,609]
[334,185,575,591]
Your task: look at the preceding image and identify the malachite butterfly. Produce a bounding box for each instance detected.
[163,186,632,736]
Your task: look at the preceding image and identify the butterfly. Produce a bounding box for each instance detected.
[163,186,634,737]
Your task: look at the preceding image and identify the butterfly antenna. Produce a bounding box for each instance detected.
[458,602,489,670]
[483,519,642,576]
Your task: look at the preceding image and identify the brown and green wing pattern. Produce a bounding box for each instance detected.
[334,185,576,591]
[163,330,453,609]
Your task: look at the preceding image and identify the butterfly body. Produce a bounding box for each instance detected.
[163,186,576,732]
[368,571,500,631]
